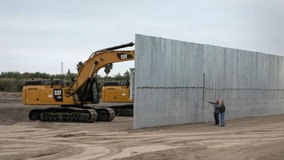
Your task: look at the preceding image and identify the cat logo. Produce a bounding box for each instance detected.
[117,53,133,60]
[120,54,128,59]
[53,89,63,102]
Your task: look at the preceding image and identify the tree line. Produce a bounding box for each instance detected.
[0,71,130,92]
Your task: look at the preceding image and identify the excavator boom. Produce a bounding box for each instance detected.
[70,43,134,95]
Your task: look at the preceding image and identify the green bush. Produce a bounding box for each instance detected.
[0,78,25,92]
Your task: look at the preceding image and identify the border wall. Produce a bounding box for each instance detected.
[134,34,284,129]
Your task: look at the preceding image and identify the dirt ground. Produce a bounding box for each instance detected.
[0,92,283,160]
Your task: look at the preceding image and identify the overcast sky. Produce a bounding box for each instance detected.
[0,0,283,76]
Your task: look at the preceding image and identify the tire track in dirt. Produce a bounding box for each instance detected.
[89,123,284,160]
[0,139,82,160]
[0,123,93,160]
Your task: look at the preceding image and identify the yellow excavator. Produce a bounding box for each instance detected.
[22,42,135,122]
[101,68,135,116]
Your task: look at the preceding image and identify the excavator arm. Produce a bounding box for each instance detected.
[69,42,135,104]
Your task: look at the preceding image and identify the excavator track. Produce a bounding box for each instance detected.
[95,108,115,121]
[29,107,115,123]
[110,104,133,117]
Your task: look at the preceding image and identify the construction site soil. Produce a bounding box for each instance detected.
[0,92,283,160]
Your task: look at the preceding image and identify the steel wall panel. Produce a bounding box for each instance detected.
[134,34,284,129]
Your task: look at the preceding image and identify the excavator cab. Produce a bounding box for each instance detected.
[76,77,100,104]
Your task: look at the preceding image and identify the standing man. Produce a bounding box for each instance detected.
[208,99,220,125]
[220,101,226,127]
